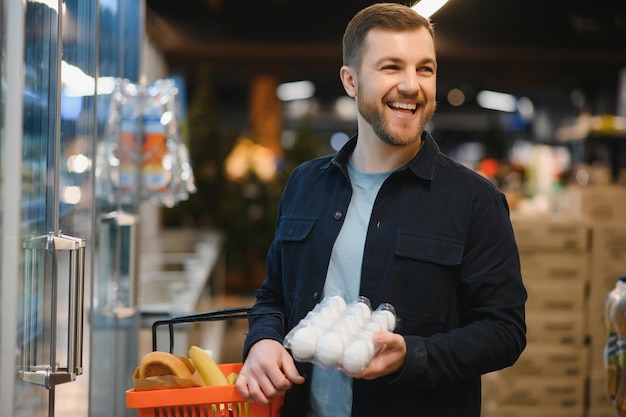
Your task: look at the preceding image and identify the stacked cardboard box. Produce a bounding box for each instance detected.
[568,185,626,417]
[563,185,626,223]
[482,185,626,417]
[482,214,590,417]
[587,222,626,417]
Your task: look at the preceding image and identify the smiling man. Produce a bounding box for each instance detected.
[340,23,437,171]
[236,3,527,417]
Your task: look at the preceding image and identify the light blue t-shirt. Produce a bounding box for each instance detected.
[307,160,391,417]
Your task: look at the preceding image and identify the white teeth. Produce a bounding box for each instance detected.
[389,102,416,110]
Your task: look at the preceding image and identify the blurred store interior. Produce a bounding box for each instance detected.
[139,2,626,414]
[144,0,626,291]
[2,0,626,416]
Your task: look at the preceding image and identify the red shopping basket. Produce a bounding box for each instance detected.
[126,307,285,417]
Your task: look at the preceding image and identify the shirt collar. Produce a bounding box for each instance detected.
[330,130,439,181]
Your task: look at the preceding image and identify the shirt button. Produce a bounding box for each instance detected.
[333,211,343,220]
[313,292,321,301]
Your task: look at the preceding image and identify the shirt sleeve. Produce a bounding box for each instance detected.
[242,197,287,360]
[242,236,290,359]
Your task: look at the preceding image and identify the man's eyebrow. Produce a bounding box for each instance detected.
[374,56,437,66]
[375,57,403,66]
[419,57,437,66]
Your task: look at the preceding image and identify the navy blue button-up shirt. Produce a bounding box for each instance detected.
[245,131,527,417]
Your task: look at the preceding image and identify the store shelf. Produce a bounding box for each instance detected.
[138,229,224,316]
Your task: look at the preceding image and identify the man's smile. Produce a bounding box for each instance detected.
[387,101,418,114]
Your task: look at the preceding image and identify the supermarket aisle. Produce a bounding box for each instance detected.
[137,294,256,362]
[219,318,252,364]
[214,295,257,364]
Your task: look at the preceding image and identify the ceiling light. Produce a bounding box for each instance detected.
[517,96,534,119]
[447,88,465,106]
[31,0,59,12]
[476,90,518,113]
[276,80,315,101]
[330,132,350,151]
[411,0,450,18]
[62,61,116,97]
[334,96,357,120]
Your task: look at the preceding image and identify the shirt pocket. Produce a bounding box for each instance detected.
[396,230,464,266]
[391,231,465,336]
[276,215,316,242]
[275,215,316,309]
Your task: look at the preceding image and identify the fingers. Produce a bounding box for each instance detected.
[235,342,305,405]
[280,350,306,385]
[237,370,276,405]
[373,330,402,348]
[357,332,406,380]
[235,373,253,401]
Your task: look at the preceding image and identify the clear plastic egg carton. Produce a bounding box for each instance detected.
[283,295,397,376]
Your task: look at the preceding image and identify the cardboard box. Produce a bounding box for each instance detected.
[482,373,585,408]
[589,258,626,306]
[564,185,626,223]
[591,223,626,260]
[498,344,588,378]
[519,252,589,288]
[481,404,585,417]
[511,214,589,253]
[588,299,611,372]
[587,407,621,417]
[589,331,607,373]
[585,407,619,417]
[525,281,587,312]
[526,311,587,347]
[589,369,616,411]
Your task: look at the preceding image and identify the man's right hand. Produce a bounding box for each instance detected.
[236,339,305,405]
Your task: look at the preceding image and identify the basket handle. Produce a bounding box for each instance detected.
[151,306,284,353]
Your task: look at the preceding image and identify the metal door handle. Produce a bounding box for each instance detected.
[98,210,139,318]
[21,232,86,388]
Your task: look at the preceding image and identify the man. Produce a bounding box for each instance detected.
[236,3,527,416]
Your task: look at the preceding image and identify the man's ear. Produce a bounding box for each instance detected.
[340,65,357,98]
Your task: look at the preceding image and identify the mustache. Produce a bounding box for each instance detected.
[388,92,427,107]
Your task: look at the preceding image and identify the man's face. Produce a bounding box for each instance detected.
[345,27,437,147]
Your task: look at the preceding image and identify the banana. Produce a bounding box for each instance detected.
[226,372,238,385]
[188,346,229,386]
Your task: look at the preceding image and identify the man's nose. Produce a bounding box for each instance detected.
[397,70,421,94]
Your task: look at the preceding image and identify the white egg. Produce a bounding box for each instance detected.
[312,303,325,314]
[322,308,342,325]
[289,326,321,361]
[381,310,396,330]
[344,312,365,329]
[341,339,374,375]
[364,319,385,332]
[315,331,345,367]
[323,295,347,312]
[301,311,317,325]
[370,310,396,332]
[349,301,372,320]
[334,321,358,341]
[322,305,342,322]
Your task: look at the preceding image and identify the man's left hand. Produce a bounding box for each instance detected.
[350,331,406,380]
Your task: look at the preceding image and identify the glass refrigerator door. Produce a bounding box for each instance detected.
[54,0,98,415]
[90,1,143,416]
[1,1,94,416]
[12,1,68,415]
[17,1,66,414]
[2,0,142,415]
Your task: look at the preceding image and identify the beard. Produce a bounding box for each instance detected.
[357,89,436,146]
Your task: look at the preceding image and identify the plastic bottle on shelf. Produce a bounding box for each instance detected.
[608,276,626,416]
[606,280,622,403]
